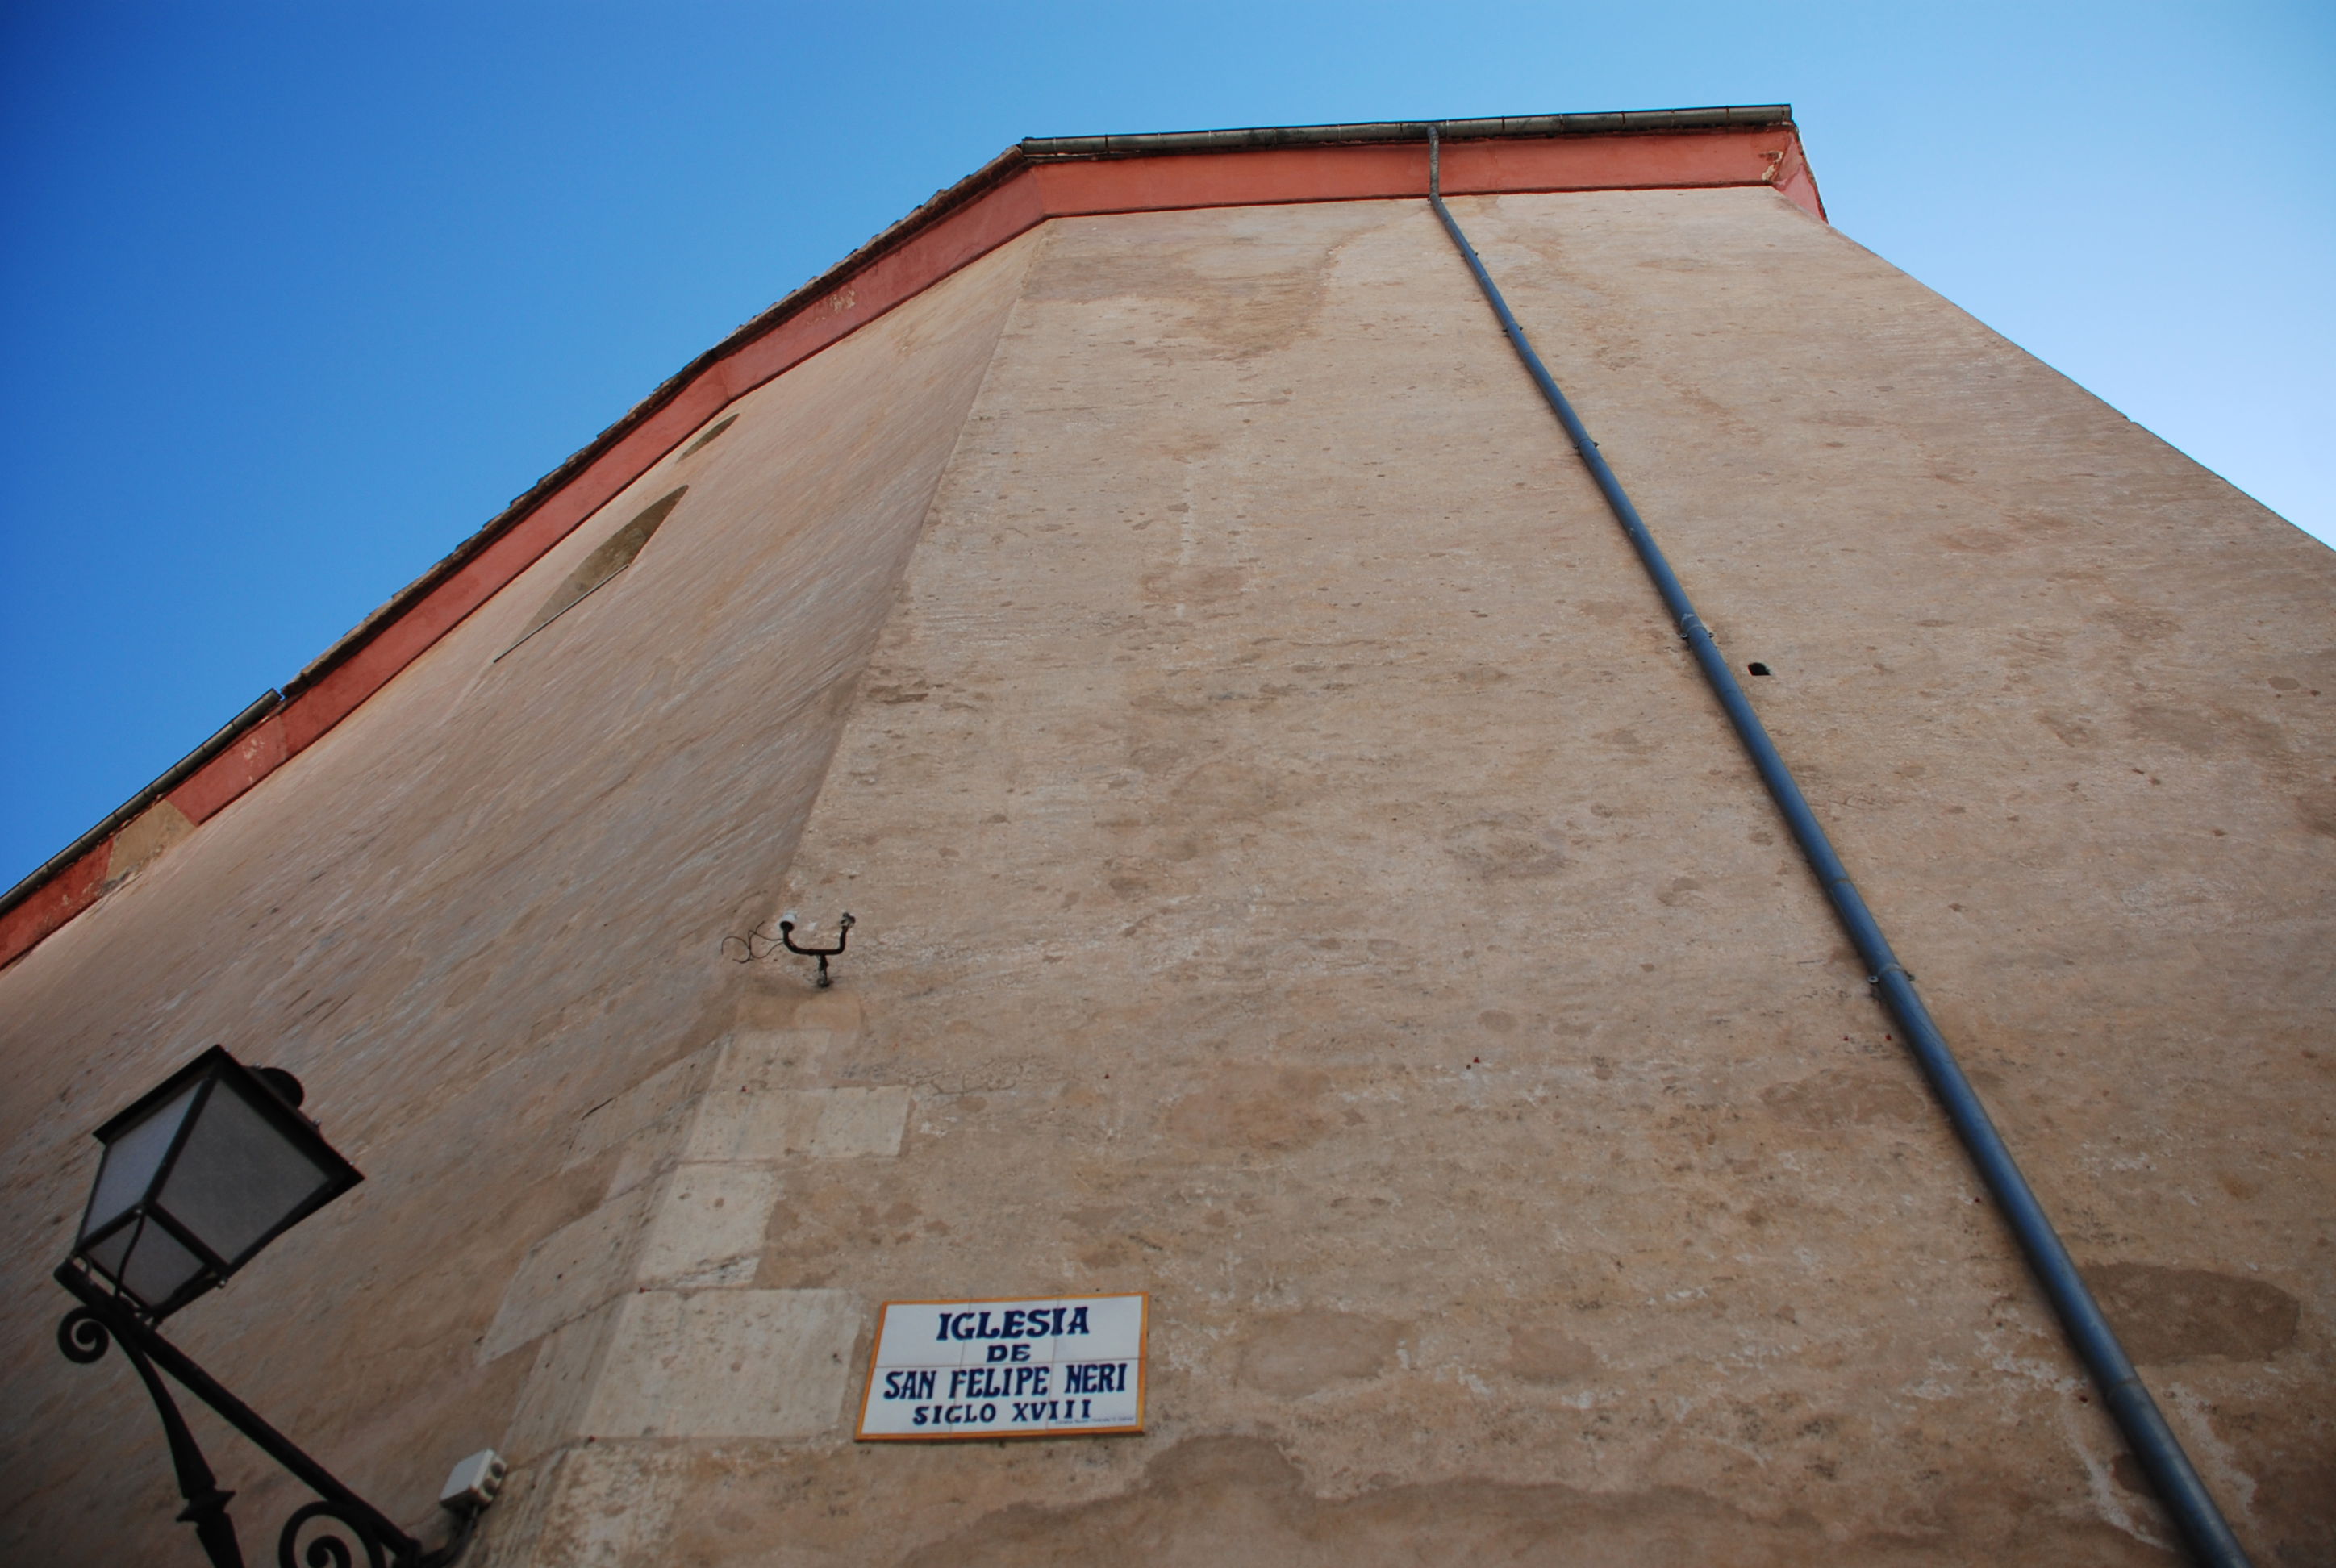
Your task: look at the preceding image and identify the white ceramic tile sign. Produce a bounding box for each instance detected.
[857,1293,1147,1440]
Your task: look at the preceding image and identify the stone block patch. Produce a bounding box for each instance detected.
[482,1183,654,1362]
[578,1288,862,1439]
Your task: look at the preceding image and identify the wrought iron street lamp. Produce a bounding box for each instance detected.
[53,1045,502,1568]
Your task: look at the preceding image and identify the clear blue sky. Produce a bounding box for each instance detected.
[3,0,2330,890]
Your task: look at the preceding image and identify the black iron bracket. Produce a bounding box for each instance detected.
[777,912,855,987]
[52,1263,482,1568]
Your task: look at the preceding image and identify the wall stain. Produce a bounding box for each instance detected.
[1443,812,1567,880]
[891,1434,2172,1566]
[1761,1066,1928,1129]
[1163,1065,1332,1153]
[1030,205,1394,361]
[2127,702,2335,837]
[1237,1313,1404,1396]
[1503,1324,1598,1385]
[2084,1261,2300,1362]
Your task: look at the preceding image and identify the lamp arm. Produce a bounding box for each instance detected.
[60,1299,246,1568]
[52,1265,465,1568]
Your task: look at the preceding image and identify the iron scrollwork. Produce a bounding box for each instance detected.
[52,1264,477,1568]
[57,1303,111,1363]
[279,1500,391,1568]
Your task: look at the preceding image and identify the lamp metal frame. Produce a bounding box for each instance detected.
[73,1045,363,1321]
[55,1263,479,1567]
[52,1046,480,1568]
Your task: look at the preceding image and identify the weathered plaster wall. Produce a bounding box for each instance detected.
[527,191,2326,1565]
[3,181,2329,1568]
[0,232,1037,1564]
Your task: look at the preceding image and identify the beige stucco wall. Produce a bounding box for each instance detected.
[2,184,2329,1566]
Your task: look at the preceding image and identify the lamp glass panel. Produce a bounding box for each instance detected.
[156,1075,336,1266]
[117,1217,209,1311]
[83,1218,136,1280]
[80,1082,200,1241]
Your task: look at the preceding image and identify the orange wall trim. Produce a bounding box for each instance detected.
[1,123,1822,972]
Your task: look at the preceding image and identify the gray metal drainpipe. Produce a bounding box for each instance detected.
[1419,124,2251,1568]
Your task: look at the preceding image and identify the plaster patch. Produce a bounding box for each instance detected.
[685,1085,910,1161]
[714,1027,845,1093]
[494,1442,691,1568]
[603,1116,685,1200]
[1237,1312,1404,1395]
[503,1300,621,1463]
[636,1162,785,1287]
[105,799,194,885]
[565,1042,720,1170]
[482,1182,653,1362]
[809,1085,912,1157]
[579,1287,862,1439]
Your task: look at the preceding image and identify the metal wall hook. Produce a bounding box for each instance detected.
[777,913,855,987]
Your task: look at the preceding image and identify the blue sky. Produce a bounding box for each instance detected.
[2,0,2330,889]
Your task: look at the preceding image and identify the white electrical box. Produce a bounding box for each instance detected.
[439,1449,507,1513]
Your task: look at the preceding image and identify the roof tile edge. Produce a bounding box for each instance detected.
[1019,105,1794,160]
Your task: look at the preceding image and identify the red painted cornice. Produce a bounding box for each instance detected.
[2,111,1823,971]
